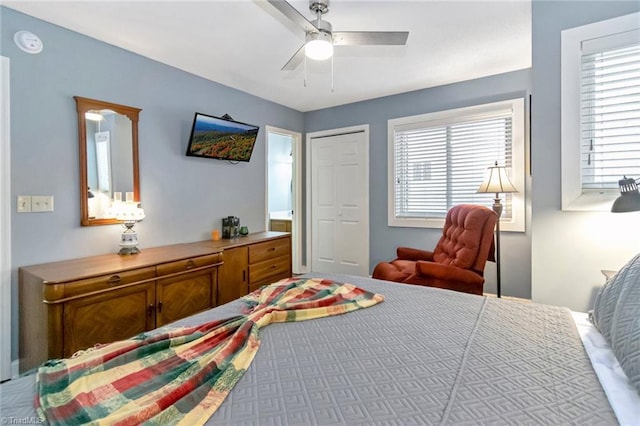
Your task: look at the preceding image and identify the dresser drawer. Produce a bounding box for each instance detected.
[60,267,156,300]
[156,252,223,277]
[249,256,290,288]
[248,238,290,264]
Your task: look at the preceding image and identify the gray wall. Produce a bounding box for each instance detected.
[531,1,640,312]
[305,69,533,299]
[1,7,304,360]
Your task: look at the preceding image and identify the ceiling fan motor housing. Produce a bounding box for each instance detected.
[306,28,332,45]
[309,0,329,15]
[313,19,332,35]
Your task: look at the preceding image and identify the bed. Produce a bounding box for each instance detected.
[1,268,639,425]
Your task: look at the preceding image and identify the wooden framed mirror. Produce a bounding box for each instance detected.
[75,96,142,226]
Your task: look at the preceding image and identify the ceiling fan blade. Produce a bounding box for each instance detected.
[282,44,306,71]
[267,0,318,33]
[333,31,409,46]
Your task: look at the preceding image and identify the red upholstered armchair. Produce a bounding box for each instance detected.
[372,204,498,295]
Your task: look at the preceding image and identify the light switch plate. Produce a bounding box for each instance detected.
[32,195,54,212]
[17,195,31,212]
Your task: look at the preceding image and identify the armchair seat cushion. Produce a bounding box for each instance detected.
[372,259,416,283]
[408,261,485,294]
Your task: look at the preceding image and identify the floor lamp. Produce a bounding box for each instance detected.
[477,161,518,298]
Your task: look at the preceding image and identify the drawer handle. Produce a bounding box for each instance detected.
[186,260,196,269]
[107,275,121,284]
[157,301,163,313]
[147,304,154,317]
[268,247,276,252]
[271,265,276,269]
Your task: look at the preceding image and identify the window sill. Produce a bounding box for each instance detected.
[562,192,617,212]
[389,216,525,232]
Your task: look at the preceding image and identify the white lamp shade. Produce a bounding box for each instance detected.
[477,162,518,194]
[305,32,333,60]
[105,201,145,222]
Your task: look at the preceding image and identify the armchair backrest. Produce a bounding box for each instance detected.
[433,204,497,276]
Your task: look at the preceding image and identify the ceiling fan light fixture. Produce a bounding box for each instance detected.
[305,32,333,60]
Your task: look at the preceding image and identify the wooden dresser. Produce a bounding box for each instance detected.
[19,231,291,372]
[201,233,292,304]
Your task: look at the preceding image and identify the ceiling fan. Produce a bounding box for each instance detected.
[267,0,409,71]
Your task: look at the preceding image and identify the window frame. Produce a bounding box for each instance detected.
[561,12,640,211]
[387,98,526,232]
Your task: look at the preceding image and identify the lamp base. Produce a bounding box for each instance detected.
[118,245,140,256]
[492,195,503,298]
[118,221,140,255]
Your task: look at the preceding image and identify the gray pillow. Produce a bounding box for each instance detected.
[591,253,640,396]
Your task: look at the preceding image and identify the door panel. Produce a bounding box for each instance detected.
[63,282,155,357]
[156,270,214,327]
[219,246,248,304]
[317,219,336,262]
[311,130,369,276]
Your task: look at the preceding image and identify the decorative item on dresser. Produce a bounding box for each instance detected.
[105,199,146,255]
[19,231,292,373]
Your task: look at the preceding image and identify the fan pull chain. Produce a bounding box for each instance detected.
[331,54,334,92]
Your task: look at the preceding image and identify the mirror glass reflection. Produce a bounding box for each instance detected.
[75,96,141,226]
[86,111,133,219]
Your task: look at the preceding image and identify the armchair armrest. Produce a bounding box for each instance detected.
[414,261,484,285]
[396,247,435,261]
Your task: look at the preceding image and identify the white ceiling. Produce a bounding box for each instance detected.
[4,0,532,112]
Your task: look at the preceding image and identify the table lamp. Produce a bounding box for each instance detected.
[477,161,518,298]
[106,200,145,255]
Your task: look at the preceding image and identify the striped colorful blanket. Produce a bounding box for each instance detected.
[35,277,384,425]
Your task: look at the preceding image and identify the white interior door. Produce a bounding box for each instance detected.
[309,127,369,276]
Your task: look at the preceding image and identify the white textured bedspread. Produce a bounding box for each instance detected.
[0,273,618,425]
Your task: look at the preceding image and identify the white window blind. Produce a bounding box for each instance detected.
[581,42,640,190]
[562,14,640,211]
[393,112,514,220]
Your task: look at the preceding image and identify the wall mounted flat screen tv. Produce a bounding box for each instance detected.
[185,112,259,162]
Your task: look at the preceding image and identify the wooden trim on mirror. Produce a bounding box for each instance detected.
[75,96,142,226]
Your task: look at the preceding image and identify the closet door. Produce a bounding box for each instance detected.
[310,130,369,276]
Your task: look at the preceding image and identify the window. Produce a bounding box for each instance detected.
[387,98,526,231]
[561,12,640,211]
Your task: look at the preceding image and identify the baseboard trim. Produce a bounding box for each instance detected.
[11,359,19,378]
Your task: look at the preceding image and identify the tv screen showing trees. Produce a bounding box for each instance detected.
[185,113,259,162]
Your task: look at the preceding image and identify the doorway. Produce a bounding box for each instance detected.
[306,125,369,276]
[266,126,303,273]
